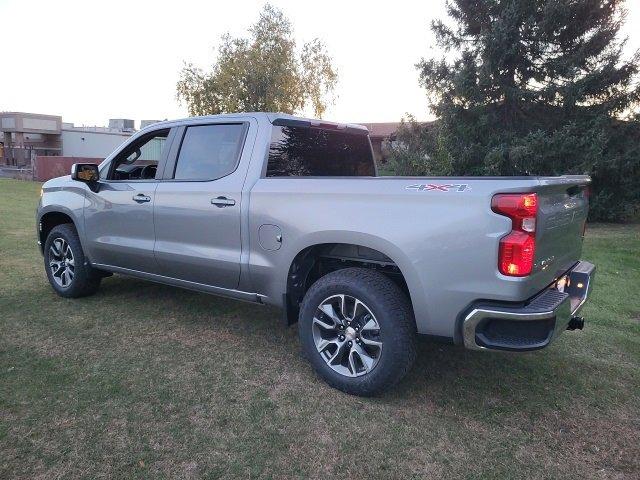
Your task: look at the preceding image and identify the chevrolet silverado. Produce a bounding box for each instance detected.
[37,113,595,396]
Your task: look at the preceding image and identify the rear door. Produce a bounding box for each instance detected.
[153,122,250,289]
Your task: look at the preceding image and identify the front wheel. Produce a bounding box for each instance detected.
[299,268,416,396]
[44,224,101,298]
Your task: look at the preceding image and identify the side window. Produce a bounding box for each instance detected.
[173,124,246,181]
[107,129,170,181]
[266,126,376,177]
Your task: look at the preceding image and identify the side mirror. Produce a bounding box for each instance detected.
[71,163,99,183]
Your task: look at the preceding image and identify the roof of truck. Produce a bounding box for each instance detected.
[140,112,369,134]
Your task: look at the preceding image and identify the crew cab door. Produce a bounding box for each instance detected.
[153,122,251,289]
[84,127,174,273]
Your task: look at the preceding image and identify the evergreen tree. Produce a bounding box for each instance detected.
[393,0,640,221]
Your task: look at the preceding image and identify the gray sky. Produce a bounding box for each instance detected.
[1,0,639,127]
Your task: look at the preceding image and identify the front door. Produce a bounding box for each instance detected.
[153,123,248,289]
[84,128,173,273]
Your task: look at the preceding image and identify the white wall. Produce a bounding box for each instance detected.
[61,130,130,157]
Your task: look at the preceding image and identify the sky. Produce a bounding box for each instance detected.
[1,0,639,128]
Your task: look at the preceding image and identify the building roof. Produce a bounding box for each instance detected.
[356,122,402,138]
[357,121,437,138]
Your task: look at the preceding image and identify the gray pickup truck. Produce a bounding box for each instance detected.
[37,112,595,396]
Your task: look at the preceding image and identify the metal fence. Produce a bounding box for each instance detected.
[2,147,33,167]
[2,147,61,167]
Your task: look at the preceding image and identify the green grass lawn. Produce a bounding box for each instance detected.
[1,178,638,479]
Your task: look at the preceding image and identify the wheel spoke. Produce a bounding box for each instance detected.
[315,338,336,353]
[53,239,63,257]
[313,315,333,331]
[339,294,350,320]
[360,336,383,349]
[352,344,376,372]
[348,349,358,375]
[50,243,62,260]
[352,299,366,320]
[319,302,342,328]
[361,317,378,333]
[327,341,347,365]
[52,265,64,277]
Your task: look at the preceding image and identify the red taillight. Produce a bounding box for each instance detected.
[492,193,538,276]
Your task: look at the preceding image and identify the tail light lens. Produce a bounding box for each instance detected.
[492,193,538,276]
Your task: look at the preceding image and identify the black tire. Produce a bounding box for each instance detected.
[299,267,416,396]
[44,223,101,298]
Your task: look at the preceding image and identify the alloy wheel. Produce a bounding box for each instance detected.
[49,237,75,288]
[312,294,383,377]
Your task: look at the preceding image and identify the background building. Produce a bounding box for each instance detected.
[359,122,401,164]
[0,112,63,165]
[60,125,131,158]
[0,112,134,167]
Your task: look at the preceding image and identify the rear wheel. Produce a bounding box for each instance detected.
[299,268,416,396]
[44,224,101,298]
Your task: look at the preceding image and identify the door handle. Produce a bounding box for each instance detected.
[133,194,151,203]
[211,196,236,207]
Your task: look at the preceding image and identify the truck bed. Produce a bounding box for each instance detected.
[248,174,590,338]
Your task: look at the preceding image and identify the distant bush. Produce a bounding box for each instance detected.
[386,117,640,222]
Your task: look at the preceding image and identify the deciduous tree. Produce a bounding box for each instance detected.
[176,4,337,118]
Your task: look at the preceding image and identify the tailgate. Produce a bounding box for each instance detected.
[534,176,590,280]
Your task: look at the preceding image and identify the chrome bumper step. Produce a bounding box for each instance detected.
[462,261,596,351]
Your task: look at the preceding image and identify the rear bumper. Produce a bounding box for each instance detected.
[462,261,595,352]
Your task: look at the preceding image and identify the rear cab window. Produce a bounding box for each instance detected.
[266,125,376,177]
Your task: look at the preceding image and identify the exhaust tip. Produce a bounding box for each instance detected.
[567,316,585,331]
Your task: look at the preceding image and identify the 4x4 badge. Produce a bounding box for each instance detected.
[406,184,471,192]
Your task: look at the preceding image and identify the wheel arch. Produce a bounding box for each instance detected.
[38,208,78,254]
[282,232,427,329]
